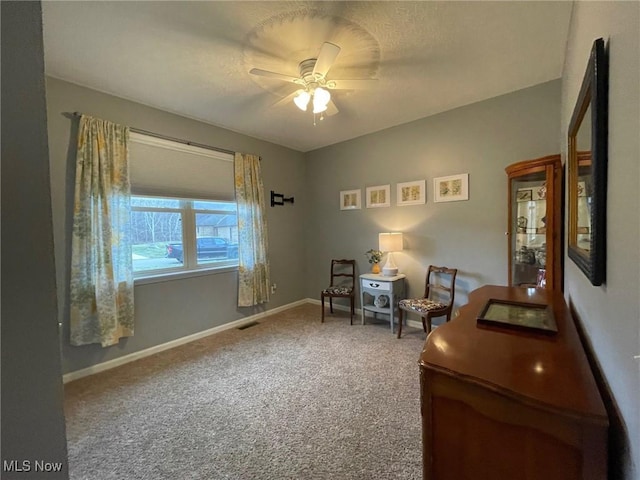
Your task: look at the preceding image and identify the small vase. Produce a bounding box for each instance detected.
[371,263,381,274]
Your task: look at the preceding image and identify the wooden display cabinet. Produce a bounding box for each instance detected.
[506,154,563,290]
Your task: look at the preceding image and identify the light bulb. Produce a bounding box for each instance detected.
[293,90,310,111]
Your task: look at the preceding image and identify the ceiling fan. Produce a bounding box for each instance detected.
[249,42,376,118]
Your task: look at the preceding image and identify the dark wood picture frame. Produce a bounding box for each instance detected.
[567,38,608,286]
[477,298,558,335]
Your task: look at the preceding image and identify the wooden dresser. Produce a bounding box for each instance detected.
[419,285,608,480]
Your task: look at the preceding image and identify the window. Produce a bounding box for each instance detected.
[128,132,236,279]
[131,196,238,276]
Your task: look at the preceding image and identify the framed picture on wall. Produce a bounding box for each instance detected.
[366,184,391,208]
[340,189,362,210]
[396,180,426,206]
[434,174,469,203]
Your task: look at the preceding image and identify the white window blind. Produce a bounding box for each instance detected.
[129,132,234,201]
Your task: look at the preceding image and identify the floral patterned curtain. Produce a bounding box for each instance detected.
[234,152,270,307]
[70,115,134,347]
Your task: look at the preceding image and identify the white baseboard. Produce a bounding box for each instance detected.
[63,299,309,384]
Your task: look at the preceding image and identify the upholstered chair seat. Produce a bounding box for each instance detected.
[322,286,353,296]
[398,298,446,314]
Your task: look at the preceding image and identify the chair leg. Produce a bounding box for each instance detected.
[349,297,353,325]
[330,297,334,313]
[397,309,404,338]
[421,317,427,333]
[321,294,325,323]
[426,315,432,334]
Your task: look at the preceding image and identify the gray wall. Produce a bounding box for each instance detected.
[561,2,640,478]
[305,80,561,313]
[46,78,307,374]
[1,2,69,477]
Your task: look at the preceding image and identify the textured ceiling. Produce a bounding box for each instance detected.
[42,1,573,152]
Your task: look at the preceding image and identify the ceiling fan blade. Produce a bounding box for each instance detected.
[325,100,339,117]
[329,79,378,90]
[313,42,341,77]
[272,90,299,108]
[249,68,299,83]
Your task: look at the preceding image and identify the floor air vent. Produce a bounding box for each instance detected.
[238,321,259,330]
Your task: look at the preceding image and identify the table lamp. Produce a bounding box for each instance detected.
[379,232,403,276]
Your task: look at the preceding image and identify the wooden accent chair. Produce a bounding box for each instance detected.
[321,259,356,324]
[397,265,457,338]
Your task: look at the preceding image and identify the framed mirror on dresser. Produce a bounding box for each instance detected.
[568,38,608,286]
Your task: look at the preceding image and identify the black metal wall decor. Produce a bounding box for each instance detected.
[271,190,294,207]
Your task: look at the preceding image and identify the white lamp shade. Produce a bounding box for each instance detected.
[312,103,328,114]
[293,90,310,111]
[312,87,330,113]
[314,87,330,105]
[379,232,403,252]
[379,232,403,276]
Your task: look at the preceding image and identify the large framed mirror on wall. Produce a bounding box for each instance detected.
[568,38,608,286]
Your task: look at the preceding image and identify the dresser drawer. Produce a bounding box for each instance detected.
[362,280,392,292]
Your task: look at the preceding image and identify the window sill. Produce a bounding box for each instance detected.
[134,265,238,286]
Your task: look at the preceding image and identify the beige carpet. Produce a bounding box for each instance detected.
[64,303,426,479]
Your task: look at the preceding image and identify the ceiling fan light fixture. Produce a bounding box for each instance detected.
[313,87,331,109]
[293,90,310,111]
[312,103,328,114]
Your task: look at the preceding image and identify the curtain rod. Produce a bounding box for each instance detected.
[68,111,236,157]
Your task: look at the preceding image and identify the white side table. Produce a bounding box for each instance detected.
[360,273,406,333]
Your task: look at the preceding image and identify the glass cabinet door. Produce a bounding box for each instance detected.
[506,155,562,291]
[510,171,548,287]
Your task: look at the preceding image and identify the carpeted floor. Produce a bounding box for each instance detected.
[64,303,427,479]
